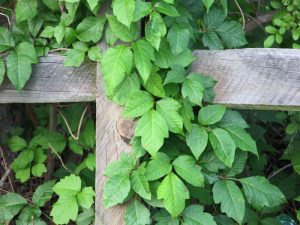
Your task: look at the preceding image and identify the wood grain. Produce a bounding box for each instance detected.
[0,54,96,103]
[95,64,133,225]
[192,48,300,111]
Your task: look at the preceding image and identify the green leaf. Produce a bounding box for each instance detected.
[31,163,47,177]
[153,210,179,225]
[131,137,147,159]
[42,0,59,10]
[0,59,5,85]
[144,69,165,98]
[113,0,135,27]
[156,98,183,134]
[217,110,248,129]
[51,196,78,224]
[107,15,139,42]
[240,176,286,210]
[40,26,54,38]
[132,39,155,83]
[182,205,217,225]
[202,32,223,50]
[15,168,31,183]
[11,150,34,171]
[104,152,135,177]
[213,180,245,224]
[0,193,27,222]
[198,105,226,125]
[182,98,194,133]
[112,73,141,105]
[123,90,154,118]
[167,24,190,54]
[33,131,66,153]
[135,110,169,156]
[101,46,133,97]
[203,0,214,12]
[225,127,258,156]
[103,174,131,208]
[54,23,66,45]
[264,35,275,48]
[145,152,172,181]
[209,128,236,167]
[64,49,85,67]
[76,208,94,225]
[133,0,153,22]
[7,42,37,90]
[157,173,189,217]
[16,0,37,22]
[145,12,167,50]
[87,0,99,10]
[76,16,106,43]
[77,187,95,209]
[164,65,185,85]
[186,124,208,160]
[0,27,15,52]
[81,119,96,149]
[173,155,204,187]
[32,181,55,207]
[131,165,151,200]
[155,2,180,17]
[226,151,248,177]
[182,76,204,105]
[216,21,247,48]
[88,46,102,62]
[8,136,27,152]
[124,200,151,225]
[53,174,81,197]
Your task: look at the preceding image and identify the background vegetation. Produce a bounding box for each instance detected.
[0,0,299,224]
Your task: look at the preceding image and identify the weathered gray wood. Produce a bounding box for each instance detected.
[0,54,96,103]
[1,49,300,109]
[192,48,300,111]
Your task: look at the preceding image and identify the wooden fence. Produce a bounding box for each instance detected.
[1,48,300,225]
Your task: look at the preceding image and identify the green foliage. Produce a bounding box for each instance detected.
[1,0,299,224]
[265,0,300,48]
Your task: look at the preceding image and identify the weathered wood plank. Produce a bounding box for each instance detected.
[1,49,300,110]
[192,48,300,111]
[0,54,96,103]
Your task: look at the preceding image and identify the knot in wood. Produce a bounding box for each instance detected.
[116,118,136,145]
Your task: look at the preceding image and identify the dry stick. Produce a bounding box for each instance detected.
[0,12,11,27]
[234,0,246,29]
[45,104,57,180]
[0,169,11,188]
[268,163,293,180]
[0,146,14,191]
[48,144,73,174]
[58,106,88,140]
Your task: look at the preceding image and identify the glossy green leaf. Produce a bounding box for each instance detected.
[88,46,102,62]
[182,205,217,225]
[50,196,78,224]
[135,110,169,156]
[133,0,153,22]
[131,165,151,200]
[53,174,81,197]
[198,105,226,125]
[64,49,85,67]
[123,90,154,118]
[0,27,15,52]
[145,152,172,181]
[144,69,165,98]
[103,174,131,208]
[209,128,236,167]
[156,98,183,134]
[186,124,208,160]
[225,127,258,156]
[182,77,204,105]
[113,0,135,27]
[77,187,95,209]
[164,65,185,85]
[167,24,190,54]
[6,42,37,90]
[240,176,286,210]
[124,200,151,225]
[16,0,37,22]
[213,180,245,224]
[132,39,155,83]
[76,16,106,43]
[157,173,189,217]
[155,2,180,17]
[104,152,135,177]
[107,15,139,42]
[173,155,204,187]
[145,12,167,50]
[101,46,133,97]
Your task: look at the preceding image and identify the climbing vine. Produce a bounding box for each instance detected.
[0,0,300,224]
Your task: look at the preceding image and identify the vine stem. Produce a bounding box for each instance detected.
[268,163,293,180]
[218,175,240,182]
[48,144,74,174]
[234,0,246,29]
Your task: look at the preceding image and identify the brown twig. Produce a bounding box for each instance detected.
[0,145,14,191]
[0,169,11,188]
[268,163,293,180]
[48,144,73,174]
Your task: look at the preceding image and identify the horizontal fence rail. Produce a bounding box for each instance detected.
[0,49,300,110]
